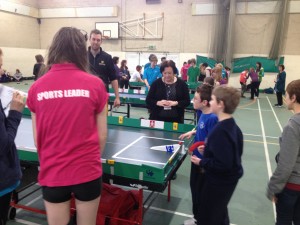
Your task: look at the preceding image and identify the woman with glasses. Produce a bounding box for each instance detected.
[146,60,190,123]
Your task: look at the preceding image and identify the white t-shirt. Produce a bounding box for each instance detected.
[130,71,141,82]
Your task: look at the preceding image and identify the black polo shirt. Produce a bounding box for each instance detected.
[88,46,116,89]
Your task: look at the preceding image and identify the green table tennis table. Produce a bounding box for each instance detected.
[17,116,193,190]
[13,116,194,223]
[108,88,196,124]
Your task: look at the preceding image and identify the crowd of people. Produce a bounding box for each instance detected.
[0,25,298,225]
[239,62,286,106]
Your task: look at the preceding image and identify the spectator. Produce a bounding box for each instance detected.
[247,67,259,100]
[130,65,143,83]
[181,60,191,82]
[201,62,212,78]
[187,58,200,83]
[144,54,155,71]
[112,56,120,83]
[240,68,249,98]
[129,65,144,90]
[256,62,264,98]
[119,60,131,89]
[33,54,45,81]
[146,60,190,123]
[158,56,167,67]
[13,69,23,82]
[274,64,286,107]
[143,54,161,91]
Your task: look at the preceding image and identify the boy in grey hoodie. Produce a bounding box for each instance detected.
[267,79,300,225]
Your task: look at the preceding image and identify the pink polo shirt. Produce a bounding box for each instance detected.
[27,63,108,187]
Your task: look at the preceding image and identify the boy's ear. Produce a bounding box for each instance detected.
[218,100,225,110]
[290,94,297,103]
[202,99,208,106]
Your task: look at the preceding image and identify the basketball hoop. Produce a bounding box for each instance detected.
[103,36,110,40]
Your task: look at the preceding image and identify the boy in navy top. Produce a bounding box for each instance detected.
[179,84,218,225]
[192,85,243,225]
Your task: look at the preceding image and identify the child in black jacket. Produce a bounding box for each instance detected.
[191,85,243,225]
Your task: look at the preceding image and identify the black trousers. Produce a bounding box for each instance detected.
[196,180,238,225]
[0,192,12,225]
[257,81,261,97]
[250,82,259,99]
[276,92,283,106]
[120,80,129,89]
[190,163,205,220]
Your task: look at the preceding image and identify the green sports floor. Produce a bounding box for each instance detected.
[3,81,292,225]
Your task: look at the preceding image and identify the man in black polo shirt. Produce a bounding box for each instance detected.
[88,29,120,108]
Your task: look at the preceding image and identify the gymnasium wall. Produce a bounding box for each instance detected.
[0,11,40,49]
[0,0,299,83]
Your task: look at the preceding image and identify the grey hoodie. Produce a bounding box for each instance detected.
[267,113,300,200]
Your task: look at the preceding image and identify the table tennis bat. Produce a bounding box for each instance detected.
[189,141,205,153]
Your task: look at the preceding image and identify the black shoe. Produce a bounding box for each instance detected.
[274,104,279,107]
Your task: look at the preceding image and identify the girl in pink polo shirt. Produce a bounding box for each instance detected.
[27,27,108,225]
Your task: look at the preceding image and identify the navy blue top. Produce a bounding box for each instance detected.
[193,113,218,158]
[0,99,22,190]
[200,118,243,184]
[275,71,286,93]
[88,47,116,88]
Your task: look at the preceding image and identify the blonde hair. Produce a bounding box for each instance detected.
[216,63,223,69]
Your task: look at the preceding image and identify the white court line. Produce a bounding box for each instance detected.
[145,205,236,225]
[112,157,165,165]
[144,136,180,142]
[257,99,276,220]
[112,136,180,158]
[243,133,278,139]
[112,136,145,158]
[16,195,43,213]
[239,107,272,112]
[266,96,283,132]
[15,219,41,225]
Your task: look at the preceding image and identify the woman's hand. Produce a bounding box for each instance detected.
[157,100,168,107]
[168,101,178,106]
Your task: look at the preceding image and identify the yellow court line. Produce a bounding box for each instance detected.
[238,99,256,109]
[244,139,279,145]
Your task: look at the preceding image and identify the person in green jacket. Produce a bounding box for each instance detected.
[187,58,200,83]
[256,62,264,98]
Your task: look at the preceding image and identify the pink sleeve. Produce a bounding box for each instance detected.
[26,85,36,113]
